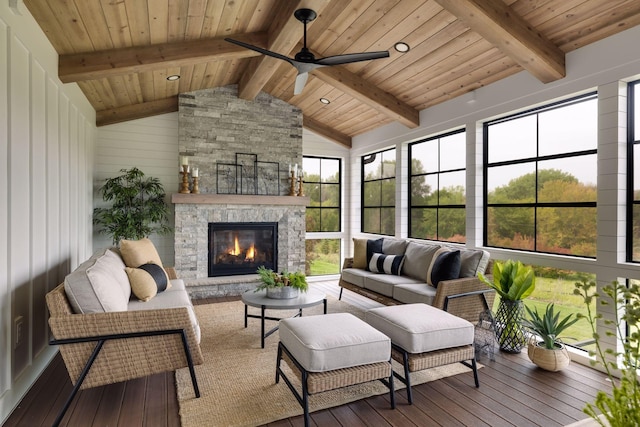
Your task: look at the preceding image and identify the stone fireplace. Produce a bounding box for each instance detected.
[173,85,306,297]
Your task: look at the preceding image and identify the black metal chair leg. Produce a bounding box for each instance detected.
[402,350,413,404]
[53,340,106,427]
[179,330,201,398]
[338,287,343,300]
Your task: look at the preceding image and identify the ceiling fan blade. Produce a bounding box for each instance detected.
[294,72,309,95]
[225,38,294,65]
[316,51,389,66]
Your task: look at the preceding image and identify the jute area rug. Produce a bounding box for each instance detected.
[175,296,477,427]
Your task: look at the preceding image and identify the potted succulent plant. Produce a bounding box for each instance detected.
[255,266,308,299]
[521,303,578,371]
[478,259,536,353]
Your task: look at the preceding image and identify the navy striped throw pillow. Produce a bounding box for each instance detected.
[369,253,405,276]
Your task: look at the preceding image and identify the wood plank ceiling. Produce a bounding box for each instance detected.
[23,0,640,147]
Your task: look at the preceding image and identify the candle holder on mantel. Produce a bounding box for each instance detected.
[179,165,191,194]
[191,176,200,194]
[297,176,304,197]
[288,170,297,196]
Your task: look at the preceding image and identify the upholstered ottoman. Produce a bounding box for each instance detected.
[365,303,478,404]
[276,313,395,426]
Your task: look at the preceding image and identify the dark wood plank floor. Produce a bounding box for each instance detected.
[3,280,609,427]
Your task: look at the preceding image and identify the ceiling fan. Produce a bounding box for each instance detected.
[225,8,390,95]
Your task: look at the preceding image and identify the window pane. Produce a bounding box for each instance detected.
[487,163,536,204]
[380,208,395,235]
[411,140,438,173]
[305,183,321,206]
[410,208,436,239]
[634,145,640,201]
[487,207,535,249]
[320,209,340,232]
[364,154,381,179]
[410,175,432,205]
[381,178,396,205]
[363,181,381,206]
[537,207,596,257]
[526,265,596,351]
[321,158,340,183]
[437,208,466,242]
[320,183,339,207]
[440,132,466,171]
[303,157,320,180]
[632,204,640,262]
[488,115,537,163]
[537,156,597,203]
[363,208,380,233]
[438,171,465,203]
[539,99,597,156]
[305,208,320,232]
[305,239,340,276]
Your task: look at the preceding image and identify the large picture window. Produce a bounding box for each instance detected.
[628,80,640,262]
[362,148,396,235]
[409,129,466,242]
[303,156,341,233]
[484,93,597,257]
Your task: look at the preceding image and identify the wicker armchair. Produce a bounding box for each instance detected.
[45,267,203,427]
[339,258,496,323]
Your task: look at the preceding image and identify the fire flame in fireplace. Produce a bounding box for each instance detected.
[228,236,256,261]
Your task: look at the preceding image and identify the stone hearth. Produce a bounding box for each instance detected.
[173,194,308,298]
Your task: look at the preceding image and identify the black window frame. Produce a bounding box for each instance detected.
[627,79,640,262]
[483,92,598,257]
[302,155,342,233]
[361,147,396,236]
[408,128,466,242]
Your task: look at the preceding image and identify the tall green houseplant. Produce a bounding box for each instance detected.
[479,259,536,353]
[94,167,172,244]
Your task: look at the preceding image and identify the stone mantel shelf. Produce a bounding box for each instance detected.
[171,193,310,206]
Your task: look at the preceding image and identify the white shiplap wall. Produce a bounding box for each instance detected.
[0,2,96,423]
[94,113,180,264]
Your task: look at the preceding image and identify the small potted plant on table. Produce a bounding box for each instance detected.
[256,266,308,299]
[521,303,578,371]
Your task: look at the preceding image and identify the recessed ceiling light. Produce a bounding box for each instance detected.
[319,98,330,104]
[394,42,410,53]
[167,74,180,81]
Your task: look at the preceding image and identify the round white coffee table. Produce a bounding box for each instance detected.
[241,288,327,348]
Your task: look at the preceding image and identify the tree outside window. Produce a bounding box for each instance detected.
[484,94,598,257]
[409,129,466,242]
[362,148,396,235]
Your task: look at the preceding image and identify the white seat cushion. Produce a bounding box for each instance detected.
[365,304,474,354]
[279,313,390,372]
[341,268,376,288]
[392,284,437,305]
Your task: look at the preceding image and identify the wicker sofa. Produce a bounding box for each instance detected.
[339,238,496,322]
[45,243,203,426]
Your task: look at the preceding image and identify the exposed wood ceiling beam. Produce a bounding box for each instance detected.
[59,33,266,83]
[237,0,331,100]
[433,0,565,83]
[96,96,178,126]
[312,67,420,129]
[303,116,351,148]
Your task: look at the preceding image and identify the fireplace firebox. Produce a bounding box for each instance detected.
[208,222,277,277]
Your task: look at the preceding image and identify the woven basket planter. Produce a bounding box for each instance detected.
[527,339,571,372]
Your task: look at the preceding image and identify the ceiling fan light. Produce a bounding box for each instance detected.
[319,98,330,105]
[167,74,180,81]
[394,42,410,53]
